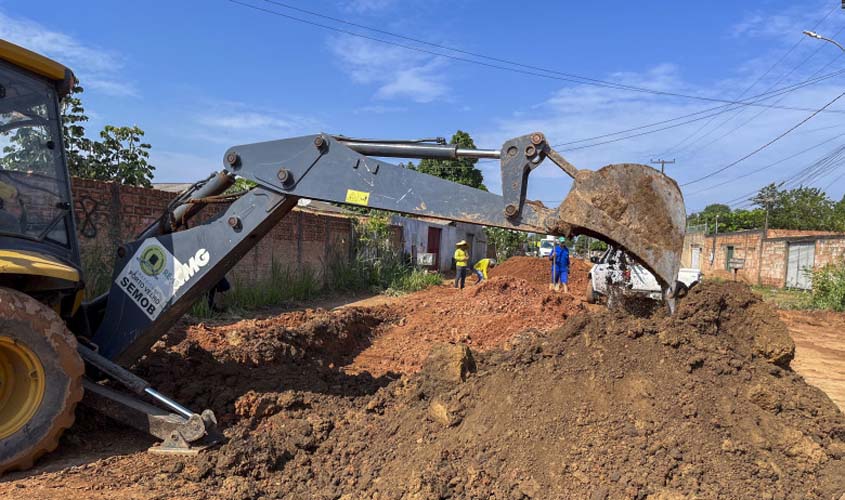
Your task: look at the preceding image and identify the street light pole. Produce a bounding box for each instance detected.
[803,30,845,53]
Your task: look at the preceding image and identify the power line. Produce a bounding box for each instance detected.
[677,24,845,160]
[660,8,840,159]
[654,6,838,159]
[681,90,845,187]
[686,132,845,196]
[229,0,845,113]
[726,145,845,208]
[823,170,845,190]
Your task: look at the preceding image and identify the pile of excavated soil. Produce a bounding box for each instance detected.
[171,282,845,499]
[345,277,584,376]
[135,306,399,424]
[6,280,844,500]
[491,255,591,295]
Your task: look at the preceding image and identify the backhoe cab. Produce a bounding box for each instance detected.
[0,38,687,473]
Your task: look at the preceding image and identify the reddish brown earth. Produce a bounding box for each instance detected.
[490,255,592,293]
[779,310,845,412]
[1,259,844,500]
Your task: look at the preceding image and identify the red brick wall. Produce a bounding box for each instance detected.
[71,178,395,287]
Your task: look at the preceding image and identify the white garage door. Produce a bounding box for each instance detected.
[786,241,815,289]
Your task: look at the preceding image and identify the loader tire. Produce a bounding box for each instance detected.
[0,287,83,474]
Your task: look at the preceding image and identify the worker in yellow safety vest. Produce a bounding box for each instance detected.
[454,240,469,289]
[472,258,496,284]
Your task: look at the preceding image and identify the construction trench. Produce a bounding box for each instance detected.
[2,257,844,500]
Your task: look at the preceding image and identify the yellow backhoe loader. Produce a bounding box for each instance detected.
[0,39,686,472]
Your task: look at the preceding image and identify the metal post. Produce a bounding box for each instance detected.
[710,214,719,266]
[756,201,770,286]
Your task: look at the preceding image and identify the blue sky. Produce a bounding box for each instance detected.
[4,0,845,212]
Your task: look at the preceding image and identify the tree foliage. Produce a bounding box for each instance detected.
[688,184,845,233]
[485,227,527,261]
[60,86,155,187]
[406,130,487,190]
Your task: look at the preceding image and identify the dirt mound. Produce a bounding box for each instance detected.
[135,306,398,423]
[491,255,591,295]
[344,277,584,376]
[178,282,844,499]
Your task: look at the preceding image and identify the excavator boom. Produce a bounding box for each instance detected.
[89,131,686,364]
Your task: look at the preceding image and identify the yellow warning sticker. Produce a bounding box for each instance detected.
[345,189,370,206]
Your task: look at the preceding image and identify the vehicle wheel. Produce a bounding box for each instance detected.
[674,282,689,299]
[0,287,83,474]
[586,281,597,304]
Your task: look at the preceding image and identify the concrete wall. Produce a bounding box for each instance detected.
[71,178,398,286]
[682,228,845,288]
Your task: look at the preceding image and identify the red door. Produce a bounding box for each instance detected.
[427,227,441,270]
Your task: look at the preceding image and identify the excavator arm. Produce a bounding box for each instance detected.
[78,132,685,452]
[89,131,686,363]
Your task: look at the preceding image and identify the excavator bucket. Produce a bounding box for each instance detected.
[555,163,686,295]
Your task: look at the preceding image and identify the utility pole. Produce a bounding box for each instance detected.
[756,196,774,286]
[650,158,675,174]
[710,214,719,267]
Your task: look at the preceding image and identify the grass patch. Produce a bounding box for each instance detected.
[228,261,321,309]
[385,269,443,296]
[80,241,116,299]
[751,285,813,310]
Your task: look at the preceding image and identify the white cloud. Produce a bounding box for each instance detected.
[198,111,295,130]
[0,10,136,97]
[184,100,321,147]
[85,79,139,98]
[730,2,833,40]
[328,36,449,103]
[474,63,845,211]
[353,104,408,114]
[344,0,394,13]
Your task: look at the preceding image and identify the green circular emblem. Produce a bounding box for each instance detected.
[139,246,166,276]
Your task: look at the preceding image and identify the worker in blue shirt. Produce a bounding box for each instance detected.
[548,237,570,293]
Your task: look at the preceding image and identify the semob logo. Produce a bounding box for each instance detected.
[173,248,211,292]
[139,245,166,276]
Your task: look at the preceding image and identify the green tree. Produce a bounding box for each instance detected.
[61,85,91,175]
[85,125,155,187]
[58,86,155,187]
[485,227,527,261]
[406,130,486,190]
[834,196,845,232]
[752,184,835,231]
[767,186,834,231]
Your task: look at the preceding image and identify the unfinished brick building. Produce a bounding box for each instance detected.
[682,227,845,289]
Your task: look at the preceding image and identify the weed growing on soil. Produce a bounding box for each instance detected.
[230,261,321,308]
[384,269,442,296]
[80,240,115,298]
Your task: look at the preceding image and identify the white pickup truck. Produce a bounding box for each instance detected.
[538,237,555,258]
[586,247,702,303]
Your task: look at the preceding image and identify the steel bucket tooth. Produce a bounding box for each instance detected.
[554,163,686,294]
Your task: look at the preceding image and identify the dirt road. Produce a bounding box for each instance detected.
[780,310,845,412]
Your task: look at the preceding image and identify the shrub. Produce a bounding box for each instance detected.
[809,259,845,312]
